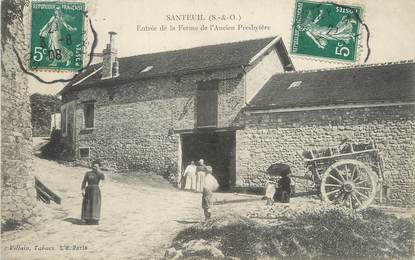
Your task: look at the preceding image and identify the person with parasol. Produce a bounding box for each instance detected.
[266,163,294,203]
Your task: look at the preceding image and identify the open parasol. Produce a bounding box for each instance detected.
[266,163,292,177]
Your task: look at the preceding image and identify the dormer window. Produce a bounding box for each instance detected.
[288,81,302,89]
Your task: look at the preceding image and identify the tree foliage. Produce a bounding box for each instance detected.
[30,93,61,137]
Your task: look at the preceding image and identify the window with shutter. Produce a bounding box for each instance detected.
[196,80,218,128]
[83,102,95,129]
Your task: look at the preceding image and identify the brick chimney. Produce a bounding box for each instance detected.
[101,31,119,79]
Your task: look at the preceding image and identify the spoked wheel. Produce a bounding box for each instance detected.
[320,159,377,210]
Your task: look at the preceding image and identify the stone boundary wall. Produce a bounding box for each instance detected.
[236,105,415,206]
[1,0,37,226]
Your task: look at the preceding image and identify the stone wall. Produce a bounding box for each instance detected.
[63,68,245,174]
[61,41,288,177]
[236,105,415,206]
[1,0,37,226]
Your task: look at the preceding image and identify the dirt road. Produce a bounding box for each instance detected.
[2,145,267,260]
[3,153,413,260]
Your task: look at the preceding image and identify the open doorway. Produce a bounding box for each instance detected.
[181,131,236,191]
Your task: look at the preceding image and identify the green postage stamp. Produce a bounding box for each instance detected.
[291,0,363,62]
[29,1,85,71]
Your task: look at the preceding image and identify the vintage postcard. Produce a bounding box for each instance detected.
[1,0,414,259]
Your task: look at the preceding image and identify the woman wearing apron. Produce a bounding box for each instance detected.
[81,160,105,225]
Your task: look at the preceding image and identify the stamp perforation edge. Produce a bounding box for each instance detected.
[288,0,367,65]
[26,0,90,74]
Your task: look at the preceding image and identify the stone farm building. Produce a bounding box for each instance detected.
[59,35,415,206]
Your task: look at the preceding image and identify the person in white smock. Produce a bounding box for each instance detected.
[183,161,197,191]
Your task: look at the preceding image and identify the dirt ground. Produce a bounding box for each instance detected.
[2,138,413,260]
[1,139,266,259]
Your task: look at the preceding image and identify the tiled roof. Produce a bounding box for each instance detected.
[61,37,278,93]
[248,61,415,109]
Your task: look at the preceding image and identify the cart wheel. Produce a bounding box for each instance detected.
[320,159,377,210]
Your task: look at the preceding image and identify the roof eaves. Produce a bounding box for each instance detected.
[246,99,415,112]
[73,66,103,86]
[270,59,415,76]
[248,36,281,65]
[58,66,103,95]
[61,62,245,94]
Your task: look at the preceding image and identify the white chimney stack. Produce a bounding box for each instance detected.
[101,31,118,79]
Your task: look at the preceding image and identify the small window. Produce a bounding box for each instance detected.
[79,148,90,158]
[140,66,153,73]
[83,102,95,129]
[61,108,67,134]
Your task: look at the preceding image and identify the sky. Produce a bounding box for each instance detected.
[28,0,415,95]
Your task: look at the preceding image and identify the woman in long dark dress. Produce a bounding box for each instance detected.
[81,160,105,225]
[273,169,292,203]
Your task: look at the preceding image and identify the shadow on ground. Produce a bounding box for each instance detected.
[1,221,24,233]
[174,220,200,224]
[63,217,84,225]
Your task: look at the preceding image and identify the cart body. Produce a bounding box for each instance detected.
[300,140,384,210]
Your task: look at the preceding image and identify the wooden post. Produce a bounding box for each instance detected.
[35,177,61,204]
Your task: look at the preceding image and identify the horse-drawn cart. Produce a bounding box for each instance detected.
[299,140,385,210]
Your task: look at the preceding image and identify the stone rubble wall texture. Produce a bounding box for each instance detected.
[63,68,247,173]
[1,0,37,224]
[61,42,414,207]
[62,45,285,173]
[236,105,415,207]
